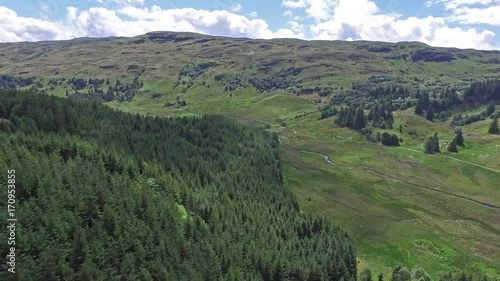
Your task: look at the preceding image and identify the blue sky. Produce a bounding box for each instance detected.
[0,0,499,50]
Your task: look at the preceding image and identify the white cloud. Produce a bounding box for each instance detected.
[248,11,259,18]
[287,21,305,34]
[282,0,337,21]
[282,0,498,49]
[425,0,499,26]
[97,0,145,5]
[311,12,497,49]
[0,6,75,42]
[446,4,500,25]
[427,0,499,10]
[0,5,303,43]
[231,3,242,12]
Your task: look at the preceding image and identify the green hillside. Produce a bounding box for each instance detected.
[0,31,500,280]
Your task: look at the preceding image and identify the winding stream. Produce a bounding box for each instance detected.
[278,137,500,210]
[278,138,336,165]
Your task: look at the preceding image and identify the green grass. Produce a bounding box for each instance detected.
[275,105,500,279]
[281,143,500,279]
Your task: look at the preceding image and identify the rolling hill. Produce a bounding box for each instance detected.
[0,31,500,279]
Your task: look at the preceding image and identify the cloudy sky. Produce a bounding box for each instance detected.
[1,0,499,50]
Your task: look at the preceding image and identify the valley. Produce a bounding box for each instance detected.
[0,31,499,279]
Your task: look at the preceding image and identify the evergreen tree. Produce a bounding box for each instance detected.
[433,133,440,152]
[344,109,354,128]
[486,102,496,116]
[421,91,430,110]
[447,138,458,153]
[426,104,434,121]
[381,132,400,146]
[361,268,373,281]
[353,107,366,130]
[488,117,499,134]
[455,128,464,146]
[415,97,424,115]
[424,133,441,154]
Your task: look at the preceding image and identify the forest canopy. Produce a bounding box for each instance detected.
[0,90,357,281]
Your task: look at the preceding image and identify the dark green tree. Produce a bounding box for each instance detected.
[433,132,440,152]
[447,138,458,153]
[381,132,400,146]
[486,102,496,116]
[426,104,434,121]
[415,98,424,115]
[353,107,367,130]
[425,135,439,154]
[488,117,499,134]
[361,268,373,281]
[455,128,464,146]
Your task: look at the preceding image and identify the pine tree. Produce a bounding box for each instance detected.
[425,137,436,154]
[421,91,430,110]
[344,109,354,128]
[488,117,499,134]
[360,268,372,281]
[415,95,424,115]
[432,133,440,152]
[426,104,434,121]
[486,102,496,116]
[455,128,464,146]
[353,107,366,130]
[336,108,345,126]
[447,138,458,153]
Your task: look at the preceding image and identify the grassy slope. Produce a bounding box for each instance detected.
[277,111,500,279]
[1,32,500,278]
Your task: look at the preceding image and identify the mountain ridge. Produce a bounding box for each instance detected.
[0,31,498,86]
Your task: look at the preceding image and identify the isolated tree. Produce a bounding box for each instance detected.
[399,124,403,133]
[489,117,499,134]
[425,137,436,154]
[447,138,458,153]
[381,132,400,146]
[455,128,464,146]
[361,268,373,281]
[432,133,440,152]
[425,134,440,154]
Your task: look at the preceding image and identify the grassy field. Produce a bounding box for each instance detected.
[278,125,500,279]
[273,107,500,279]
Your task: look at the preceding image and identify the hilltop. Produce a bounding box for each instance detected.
[0,31,499,90]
